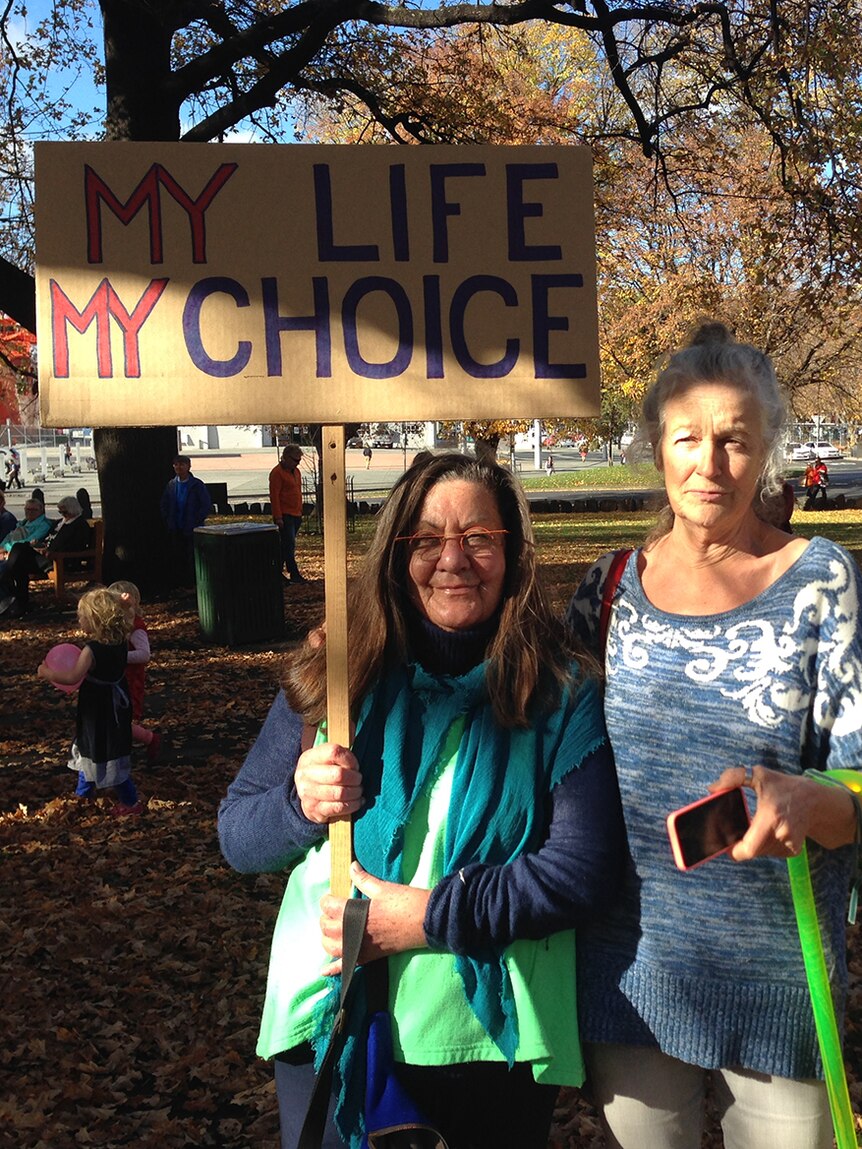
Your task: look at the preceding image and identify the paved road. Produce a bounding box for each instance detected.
[1,446,616,514]
[5,447,862,518]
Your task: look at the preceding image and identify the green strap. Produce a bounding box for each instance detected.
[804,769,862,926]
[788,769,861,1149]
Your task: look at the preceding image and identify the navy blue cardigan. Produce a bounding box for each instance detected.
[219,662,625,956]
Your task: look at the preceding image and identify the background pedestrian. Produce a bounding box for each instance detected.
[268,445,306,583]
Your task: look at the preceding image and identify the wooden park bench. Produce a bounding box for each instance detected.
[47,518,105,602]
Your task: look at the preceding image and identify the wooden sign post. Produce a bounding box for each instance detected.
[34,140,603,895]
[322,424,353,897]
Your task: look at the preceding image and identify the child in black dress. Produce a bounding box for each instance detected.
[38,587,142,817]
[109,580,161,764]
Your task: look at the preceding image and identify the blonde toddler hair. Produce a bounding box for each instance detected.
[108,580,142,613]
[78,587,134,645]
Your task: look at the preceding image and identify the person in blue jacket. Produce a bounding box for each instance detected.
[219,451,626,1149]
[159,454,211,586]
[0,497,50,553]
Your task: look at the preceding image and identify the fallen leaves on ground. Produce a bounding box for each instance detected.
[1,520,859,1148]
[0,580,304,1149]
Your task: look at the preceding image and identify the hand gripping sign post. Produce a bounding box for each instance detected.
[35,141,601,896]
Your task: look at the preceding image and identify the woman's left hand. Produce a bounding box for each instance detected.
[319,861,431,975]
[710,765,857,859]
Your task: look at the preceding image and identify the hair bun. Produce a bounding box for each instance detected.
[689,320,733,347]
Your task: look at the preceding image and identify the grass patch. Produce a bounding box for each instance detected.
[531,507,862,560]
[521,463,662,491]
[781,509,862,551]
[216,506,862,559]
[533,511,658,553]
[345,462,663,498]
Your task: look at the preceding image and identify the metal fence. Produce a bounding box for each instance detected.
[1,424,96,484]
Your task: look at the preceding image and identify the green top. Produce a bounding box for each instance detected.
[256,717,583,1087]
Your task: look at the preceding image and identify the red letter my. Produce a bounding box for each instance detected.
[50,277,169,378]
[85,162,238,264]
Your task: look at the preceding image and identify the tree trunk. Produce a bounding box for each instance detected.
[101,0,179,141]
[95,0,185,589]
[95,426,179,591]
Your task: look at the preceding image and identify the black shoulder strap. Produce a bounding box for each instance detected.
[297,896,369,1149]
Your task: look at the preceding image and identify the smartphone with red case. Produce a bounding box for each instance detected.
[666,787,751,871]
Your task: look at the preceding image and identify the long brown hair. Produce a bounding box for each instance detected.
[282,452,588,728]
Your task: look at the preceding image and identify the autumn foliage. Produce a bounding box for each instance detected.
[0,315,35,422]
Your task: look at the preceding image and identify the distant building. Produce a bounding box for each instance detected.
[178,425,267,450]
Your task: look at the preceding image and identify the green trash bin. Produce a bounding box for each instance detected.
[194,522,285,646]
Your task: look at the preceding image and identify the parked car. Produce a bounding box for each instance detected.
[346,436,364,448]
[371,432,395,448]
[789,442,814,461]
[808,440,842,460]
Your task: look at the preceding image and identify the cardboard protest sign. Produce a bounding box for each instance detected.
[35,141,600,426]
[35,141,601,896]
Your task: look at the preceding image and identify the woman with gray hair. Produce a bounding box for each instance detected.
[567,321,862,1148]
[0,495,92,617]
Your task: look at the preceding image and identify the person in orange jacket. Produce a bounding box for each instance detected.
[269,445,307,583]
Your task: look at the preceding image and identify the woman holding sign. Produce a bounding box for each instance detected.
[219,451,625,1149]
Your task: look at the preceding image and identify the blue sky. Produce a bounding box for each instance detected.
[6,0,105,139]
[5,0,265,143]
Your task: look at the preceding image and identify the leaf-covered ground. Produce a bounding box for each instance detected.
[2,513,860,1147]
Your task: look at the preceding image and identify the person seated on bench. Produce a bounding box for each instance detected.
[0,497,51,559]
[0,496,92,618]
[76,487,94,519]
[0,492,17,542]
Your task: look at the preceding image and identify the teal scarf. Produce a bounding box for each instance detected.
[312,659,606,1145]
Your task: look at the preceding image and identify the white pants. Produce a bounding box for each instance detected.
[586,1042,832,1149]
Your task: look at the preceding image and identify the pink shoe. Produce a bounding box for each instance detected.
[111,801,144,817]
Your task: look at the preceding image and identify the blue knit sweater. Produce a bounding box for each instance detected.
[566,536,862,1080]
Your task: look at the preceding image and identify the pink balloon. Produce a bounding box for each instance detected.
[44,643,84,694]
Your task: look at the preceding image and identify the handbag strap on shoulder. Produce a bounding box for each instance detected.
[599,548,633,654]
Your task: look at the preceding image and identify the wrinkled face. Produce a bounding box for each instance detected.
[23,501,42,521]
[406,479,507,633]
[173,460,191,480]
[659,382,767,535]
